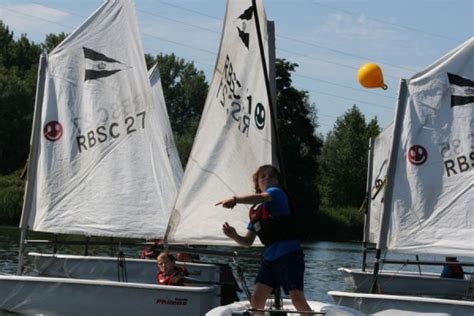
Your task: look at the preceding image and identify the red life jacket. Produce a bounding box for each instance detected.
[249,203,300,245]
[449,264,465,279]
[157,266,188,285]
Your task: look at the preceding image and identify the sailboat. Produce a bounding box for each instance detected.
[339,121,474,299]
[27,63,206,285]
[0,1,220,314]
[160,0,363,315]
[330,37,474,315]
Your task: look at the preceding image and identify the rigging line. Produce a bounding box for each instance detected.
[154,0,420,74]
[14,3,394,109]
[301,87,395,111]
[31,0,219,40]
[137,8,221,35]
[142,44,215,69]
[141,32,217,56]
[25,1,461,82]
[278,47,402,80]
[19,2,219,59]
[5,3,396,116]
[25,1,219,57]
[318,113,339,119]
[277,34,417,72]
[27,1,412,83]
[153,0,418,74]
[157,0,221,21]
[141,49,396,105]
[310,0,463,43]
[0,5,75,30]
[279,47,358,71]
[293,73,396,100]
[29,0,87,18]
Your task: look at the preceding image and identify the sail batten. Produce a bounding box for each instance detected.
[23,0,179,239]
[166,0,275,246]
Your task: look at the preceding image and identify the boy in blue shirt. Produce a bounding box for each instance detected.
[216,165,311,312]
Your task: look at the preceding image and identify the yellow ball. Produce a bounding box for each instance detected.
[358,63,387,90]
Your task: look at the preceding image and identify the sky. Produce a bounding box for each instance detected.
[0,0,472,136]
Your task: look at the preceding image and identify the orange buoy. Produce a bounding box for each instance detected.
[358,63,387,90]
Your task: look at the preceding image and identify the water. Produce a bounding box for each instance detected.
[0,226,468,304]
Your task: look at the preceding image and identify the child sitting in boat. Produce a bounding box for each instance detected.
[441,256,465,279]
[140,239,163,259]
[157,252,188,286]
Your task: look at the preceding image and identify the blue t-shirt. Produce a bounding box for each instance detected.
[247,186,301,261]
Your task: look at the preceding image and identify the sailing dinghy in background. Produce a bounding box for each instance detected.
[339,121,474,299]
[27,63,202,285]
[0,1,220,314]
[330,37,474,315]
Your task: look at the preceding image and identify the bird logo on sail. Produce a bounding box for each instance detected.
[447,73,474,107]
[235,6,254,49]
[83,47,127,81]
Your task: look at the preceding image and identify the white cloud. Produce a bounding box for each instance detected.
[321,13,396,41]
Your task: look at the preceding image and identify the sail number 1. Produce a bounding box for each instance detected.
[76,111,146,153]
[215,54,266,137]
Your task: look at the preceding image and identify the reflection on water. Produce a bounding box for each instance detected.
[0,227,471,304]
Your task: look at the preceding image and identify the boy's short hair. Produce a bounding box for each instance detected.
[157,252,176,262]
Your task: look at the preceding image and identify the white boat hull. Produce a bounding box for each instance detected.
[329,290,474,316]
[339,267,474,299]
[0,275,219,315]
[30,252,220,284]
[206,299,366,316]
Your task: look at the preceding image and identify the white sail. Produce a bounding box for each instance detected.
[148,64,183,194]
[379,37,474,256]
[166,0,274,246]
[367,123,393,244]
[21,0,176,239]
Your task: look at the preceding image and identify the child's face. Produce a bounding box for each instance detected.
[157,258,174,274]
[258,169,279,191]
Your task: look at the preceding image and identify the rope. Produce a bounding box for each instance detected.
[247,309,324,315]
[233,258,252,300]
[466,272,474,300]
[116,251,128,282]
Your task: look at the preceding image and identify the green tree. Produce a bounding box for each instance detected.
[275,59,323,239]
[319,105,380,208]
[367,117,382,138]
[0,22,15,68]
[41,32,68,53]
[0,23,42,174]
[0,171,24,225]
[145,53,208,165]
[0,66,35,174]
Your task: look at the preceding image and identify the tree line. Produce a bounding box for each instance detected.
[0,22,382,241]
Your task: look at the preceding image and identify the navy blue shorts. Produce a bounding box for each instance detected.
[255,249,305,295]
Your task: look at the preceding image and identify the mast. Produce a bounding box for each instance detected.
[371,79,408,293]
[252,0,286,183]
[362,137,374,271]
[253,1,284,307]
[18,53,47,274]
